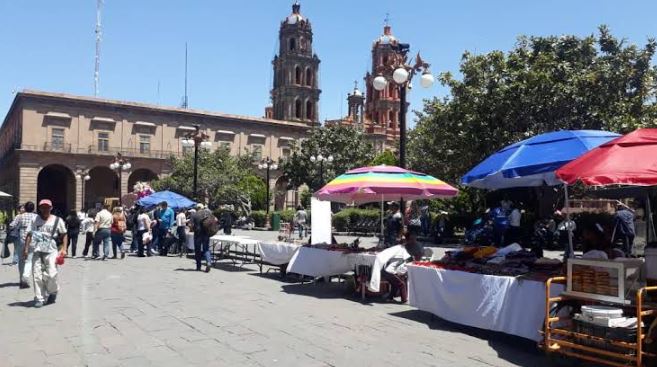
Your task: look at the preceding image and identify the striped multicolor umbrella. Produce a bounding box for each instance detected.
[314,165,458,204]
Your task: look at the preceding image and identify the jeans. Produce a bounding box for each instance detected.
[421,216,430,237]
[94,228,111,258]
[157,227,170,256]
[297,223,306,239]
[177,226,186,253]
[137,230,151,257]
[130,229,138,252]
[111,232,124,257]
[82,232,94,256]
[32,251,59,302]
[67,231,79,257]
[15,238,33,284]
[194,233,211,270]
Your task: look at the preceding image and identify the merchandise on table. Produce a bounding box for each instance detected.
[418,243,563,278]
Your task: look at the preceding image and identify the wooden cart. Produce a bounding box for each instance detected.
[542,276,657,366]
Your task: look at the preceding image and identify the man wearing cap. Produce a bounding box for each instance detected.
[191,203,212,272]
[23,199,67,308]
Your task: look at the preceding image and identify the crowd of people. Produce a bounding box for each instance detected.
[1,198,238,308]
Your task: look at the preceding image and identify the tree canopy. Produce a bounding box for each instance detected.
[370,150,398,166]
[281,125,375,191]
[152,148,258,211]
[409,26,657,188]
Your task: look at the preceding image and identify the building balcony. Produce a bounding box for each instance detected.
[20,143,181,159]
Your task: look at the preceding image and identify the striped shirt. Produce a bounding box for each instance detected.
[10,213,38,241]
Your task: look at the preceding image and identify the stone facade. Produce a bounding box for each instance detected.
[270,3,321,124]
[0,90,307,213]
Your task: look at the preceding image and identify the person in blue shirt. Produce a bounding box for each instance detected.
[154,201,174,256]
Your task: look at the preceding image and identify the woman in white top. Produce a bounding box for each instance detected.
[136,207,152,257]
[81,213,96,258]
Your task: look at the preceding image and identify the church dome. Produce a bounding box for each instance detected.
[287,13,303,25]
[375,25,397,45]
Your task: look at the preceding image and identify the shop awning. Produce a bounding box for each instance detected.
[249,133,266,138]
[178,125,197,131]
[216,130,235,135]
[279,136,294,141]
[45,112,71,119]
[135,121,156,127]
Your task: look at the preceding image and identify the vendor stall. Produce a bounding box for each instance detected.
[408,263,565,341]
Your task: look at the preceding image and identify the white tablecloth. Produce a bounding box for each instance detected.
[407,265,564,341]
[258,242,300,265]
[286,247,353,277]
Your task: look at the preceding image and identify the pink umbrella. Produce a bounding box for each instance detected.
[314,165,458,204]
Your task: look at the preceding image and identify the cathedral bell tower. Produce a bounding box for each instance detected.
[271,2,321,125]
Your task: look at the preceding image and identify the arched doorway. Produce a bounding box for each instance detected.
[37,164,75,216]
[128,168,158,192]
[85,166,118,210]
[274,176,289,211]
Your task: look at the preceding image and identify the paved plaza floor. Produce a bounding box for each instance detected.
[0,230,558,367]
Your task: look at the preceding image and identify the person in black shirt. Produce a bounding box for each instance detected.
[65,210,81,258]
[613,203,636,256]
[191,204,212,273]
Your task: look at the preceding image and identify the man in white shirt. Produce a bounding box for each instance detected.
[507,203,522,245]
[175,210,188,255]
[23,199,67,308]
[94,204,113,260]
[80,212,96,258]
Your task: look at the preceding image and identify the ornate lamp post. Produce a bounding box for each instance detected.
[372,50,434,169]
[310,153,333,188]
[258,157,278,215]
[109,153,131,205]
[181,125,211,200]
[75,169,91,211]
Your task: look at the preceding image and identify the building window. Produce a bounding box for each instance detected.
[98,132,109,152]
[289,38,296,51]
[139,135,150,154]
[252,145,263,161]
[305,68,312,86]
[220,142,231,151]
[295,99,302,119]
[51,128,65,150]
[306,100,313,120]
[282,147,291,159]
[182,141,193,155]
[295,66,302,85]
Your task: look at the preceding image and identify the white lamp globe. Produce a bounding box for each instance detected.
[393,68,409,84]
[420,72,435,88]
[201,141,212,149]
[327,155,334,162]
[317,154,324,161]
[310,156,316,162]
[75,174,81,179]
[109,162,117,170]
[372,75,387,91]
[123,162,132,170]
[84,175,91,181]
[271,164,278,170]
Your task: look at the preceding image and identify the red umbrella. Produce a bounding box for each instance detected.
[556,128,657,186]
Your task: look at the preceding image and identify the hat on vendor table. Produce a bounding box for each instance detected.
[38,199,53,208]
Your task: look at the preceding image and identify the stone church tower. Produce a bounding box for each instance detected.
[271,2,321,125]
[364,25,405,141]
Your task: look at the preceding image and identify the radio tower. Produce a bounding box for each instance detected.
[94,0,103,97]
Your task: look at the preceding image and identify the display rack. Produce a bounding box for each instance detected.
[542,276,657,367]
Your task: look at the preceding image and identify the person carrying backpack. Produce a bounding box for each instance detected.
[191,204,212,273]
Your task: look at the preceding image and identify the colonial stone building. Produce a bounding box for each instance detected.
[0,90,308,214]
[326,25,407,153]
[269,2,321,124]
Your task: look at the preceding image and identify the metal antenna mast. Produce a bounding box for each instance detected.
[94,0,103,96]
[182,43,189,108]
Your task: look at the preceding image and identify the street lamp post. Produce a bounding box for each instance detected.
[75,169,91,211]
[258,157,278,215]
[109,153,131,206]
[372,50,434,169]
[181,125,211,200]
[309,153,334,188]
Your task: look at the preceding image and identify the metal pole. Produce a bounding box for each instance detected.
[265,164,270,214]
[118,169,122,206]
[399,84,407,169]
[564,184,574,259]
[193,140,199,200]
[320,160,324,187]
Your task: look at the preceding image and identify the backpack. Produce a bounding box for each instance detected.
[201,214,220,237]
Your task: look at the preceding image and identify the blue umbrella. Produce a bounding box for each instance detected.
[136,190,196,210]
[461,130,620,189]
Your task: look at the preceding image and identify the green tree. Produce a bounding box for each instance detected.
[236,174,268,211]
[281,125,375,191]
[152,148,257,211]
[409,26,657,212]
[370,150,398,166]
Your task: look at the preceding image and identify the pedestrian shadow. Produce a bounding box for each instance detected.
[7,300,34,308]
[174,268,199,272]
[0,282,19,288]
[281,280,372,305]
[388,310,553,367]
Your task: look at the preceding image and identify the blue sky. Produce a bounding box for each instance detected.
[2,0,657,126]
